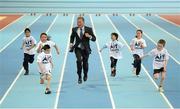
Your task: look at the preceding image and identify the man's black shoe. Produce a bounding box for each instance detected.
[45,88,51,94]
[78,78,82,84]
[83,75,88,82]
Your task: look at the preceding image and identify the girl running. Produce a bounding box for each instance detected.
[130,29,147,77]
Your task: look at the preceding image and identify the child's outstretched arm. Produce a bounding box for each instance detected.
[140,44,146,49]
[54,44,60,55]
[141,53,148,59]
[119,42,125,50]
[130,39,134,51]
[130,43,134,51]
[100,45,108,52]
[141,49,154,59]
[21,41,25,49]
[139,41,146,49]
[37,43,42,53]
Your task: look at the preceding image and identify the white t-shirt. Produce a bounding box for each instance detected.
[148,48,169,69]
[130,38,147,57]
[37,52,52,73]
[22,36,37,55]
[105,40,124,59]
[36,40,55,53]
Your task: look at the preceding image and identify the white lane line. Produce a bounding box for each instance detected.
[0,68,23,105]
[0,15,25,32]
[107,14,173,109]
[140,15,180,41]
[0,15,41,53]
[90,14,116,109]
[0,15,58,105]
[54,15,75,109]
[46,15,58,33]
[122,15,180,65]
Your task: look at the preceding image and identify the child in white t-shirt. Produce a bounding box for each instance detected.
[36,32,60,84]
[37,32,60,54]
[37,44,53,94]
[100,33,124,77]
[130,29,147,77]
[21,28,37,75]
[142,39,169,92]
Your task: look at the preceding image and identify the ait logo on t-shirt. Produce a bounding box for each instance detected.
[110,44,119,52]
[155,54,165,62]
[42,56,51,64]
[25,40,32,47]
[135,42,141,49]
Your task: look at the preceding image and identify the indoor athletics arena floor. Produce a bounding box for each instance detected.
[0,0,180,108]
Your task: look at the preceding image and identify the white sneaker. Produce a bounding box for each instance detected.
[159,86,164,92]
[132,68,136,74]
[136,75,140,77]
[153,77,158,81]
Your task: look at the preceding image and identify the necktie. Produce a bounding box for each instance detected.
[80,28,83,39]
[80,28,84,49]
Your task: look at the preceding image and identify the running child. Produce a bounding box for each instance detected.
[130,29,147,77]
[37,32,60,54]
[142,39,169,92]
[100,32,124,77]
[21,28,37,75]
[37,44,53,94]
[36,32,60,84]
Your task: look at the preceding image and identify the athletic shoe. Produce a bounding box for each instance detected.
[83,75,88,82]
[24,70,29,75]
[159,86,164,92]
[111,71,115,77]
[45,88,51,94]
[78,78,82,84]
[136,75,140,77]
[132,68,136,74]
[111,70,116,77]
[153,77,158,80]
[111,71,113,76]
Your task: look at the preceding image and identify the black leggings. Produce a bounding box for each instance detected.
[110,57,118,70]
[133,54,141,75]
[23,53,34,71]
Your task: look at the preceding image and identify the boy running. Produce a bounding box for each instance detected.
[142,39,169,92]
[37,44,53,94]
[21,28,36,75]
[100,33,124,77]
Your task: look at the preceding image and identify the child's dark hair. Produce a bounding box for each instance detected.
[111,32,118,40]
[135,29,143,38]
[158,39,166,47]
[40,32,51,41]
[42,44,50,50]
[24,28,31,33]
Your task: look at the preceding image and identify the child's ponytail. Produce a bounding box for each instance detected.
[47,35,51,41]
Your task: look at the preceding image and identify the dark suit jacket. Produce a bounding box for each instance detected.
[70,26,96,54]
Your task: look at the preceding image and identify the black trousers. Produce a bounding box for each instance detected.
[133,54,141,75]
[110,57,118,70]
[75,48,89,78]
[23,53,34,71]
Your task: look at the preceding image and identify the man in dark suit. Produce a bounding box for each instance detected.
[69,16,96,84]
